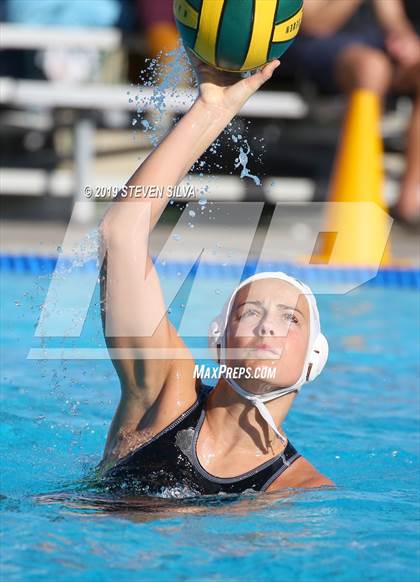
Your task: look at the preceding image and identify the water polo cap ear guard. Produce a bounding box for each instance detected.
[207,272,329,443]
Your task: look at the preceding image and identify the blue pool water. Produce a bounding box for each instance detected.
[1,269,419,581]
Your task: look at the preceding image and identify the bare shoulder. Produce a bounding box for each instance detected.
[266,455,335,492]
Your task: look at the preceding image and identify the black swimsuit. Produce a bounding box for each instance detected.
[102,384,301,496]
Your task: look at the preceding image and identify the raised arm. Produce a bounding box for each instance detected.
[301,0,364,37]
[99,53,280,463]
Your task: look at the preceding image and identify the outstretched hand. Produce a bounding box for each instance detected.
[186,47,280,111]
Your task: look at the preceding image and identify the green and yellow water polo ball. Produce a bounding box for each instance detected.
[173,0,303,72]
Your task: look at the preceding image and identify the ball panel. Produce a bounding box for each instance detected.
[174,0,303,72]
[194,0,225,67]
[173,0,199,30]
[268,39,294,61]
[216,0,254,72]
[184,0,201,11]
[242,0,277,71]
[272,5,303,43]
[275,0,303,24]
[176,20,199,50]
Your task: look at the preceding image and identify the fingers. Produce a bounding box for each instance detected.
[261,59,281,81]
[246,59,281,92]
[186,47,280,91]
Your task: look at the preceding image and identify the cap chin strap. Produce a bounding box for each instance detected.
[222,374,300,446]
[219,337,307,446]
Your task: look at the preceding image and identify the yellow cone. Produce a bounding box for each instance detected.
[147,22,179,60]
[312,89,392,267]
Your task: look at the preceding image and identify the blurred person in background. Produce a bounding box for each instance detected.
[136,0,178,69]
[136,0,190,86]
[284,0,420,226]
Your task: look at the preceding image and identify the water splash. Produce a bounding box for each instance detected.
[52,228,101,276]
[130,40,195,147]
[234,139,261,186]
[129,43,265,195]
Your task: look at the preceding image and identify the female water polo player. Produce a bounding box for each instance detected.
[98,50,334,495]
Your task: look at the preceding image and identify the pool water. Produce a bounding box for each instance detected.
[1,270,419,581]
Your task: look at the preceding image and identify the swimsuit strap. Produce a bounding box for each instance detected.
[197,380,214,402]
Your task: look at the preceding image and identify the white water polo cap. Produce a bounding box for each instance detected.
[208,272,329,444]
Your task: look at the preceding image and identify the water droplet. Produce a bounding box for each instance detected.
[188,210,196,217]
